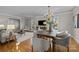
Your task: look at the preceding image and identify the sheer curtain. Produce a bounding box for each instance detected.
[8,19,20,30]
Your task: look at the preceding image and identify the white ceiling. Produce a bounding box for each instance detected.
[0,6,75,17]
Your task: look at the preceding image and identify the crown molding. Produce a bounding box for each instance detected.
[54,10,73,16]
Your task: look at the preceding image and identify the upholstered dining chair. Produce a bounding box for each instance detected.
[32,37,50,52]
[55,33,71,52]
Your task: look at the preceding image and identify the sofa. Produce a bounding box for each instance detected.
[0,29,16,44]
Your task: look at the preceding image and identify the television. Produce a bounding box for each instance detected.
[38,20,46,26]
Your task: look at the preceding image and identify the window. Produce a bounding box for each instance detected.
[0,24,5,29]
[7,25,15,30]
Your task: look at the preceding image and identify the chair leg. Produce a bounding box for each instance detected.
[67,46,69,52]
[32,45,33,52]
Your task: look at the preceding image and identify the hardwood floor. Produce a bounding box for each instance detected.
[0,39,32,52]
[69,37,79,52]
[0,37,79,52]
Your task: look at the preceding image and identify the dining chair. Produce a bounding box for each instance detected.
[55,33,71,52]
[32,37,50,52]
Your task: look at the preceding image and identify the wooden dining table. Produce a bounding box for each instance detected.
[36,31,56,52]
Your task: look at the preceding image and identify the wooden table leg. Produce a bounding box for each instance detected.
[32,45,33,52]
[48,38,51,52]
[52,38,55,52]
[52,39,55,52]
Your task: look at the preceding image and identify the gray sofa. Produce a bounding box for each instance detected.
[0,30,7,43]
[0,29,10,44]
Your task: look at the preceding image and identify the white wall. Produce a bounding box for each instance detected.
[55,11,74,35]
[0,16,8,25]
[73,7,79,43]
